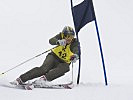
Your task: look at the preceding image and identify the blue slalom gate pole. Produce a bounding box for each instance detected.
[76,34,81,84]
[94,19,108,85]
[70,0,81,84]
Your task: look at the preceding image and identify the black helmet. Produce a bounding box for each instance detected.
[62,26,75,36]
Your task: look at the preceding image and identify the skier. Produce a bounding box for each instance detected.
[11,26,79,87]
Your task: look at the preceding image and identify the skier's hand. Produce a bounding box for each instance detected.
[70,54,79,63]
[57,39,66,46]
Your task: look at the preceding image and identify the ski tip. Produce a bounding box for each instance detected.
[63,82,74,89]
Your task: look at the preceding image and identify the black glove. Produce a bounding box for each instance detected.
[70,54,79,63]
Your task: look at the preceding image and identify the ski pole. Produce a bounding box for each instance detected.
[0,46,58,76]
[71,62,74,84]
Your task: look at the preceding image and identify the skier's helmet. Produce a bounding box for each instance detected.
[62,26,75,37]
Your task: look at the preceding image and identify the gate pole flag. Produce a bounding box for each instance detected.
[70,0,108,85]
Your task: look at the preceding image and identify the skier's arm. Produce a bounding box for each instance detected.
[70,39,79,63]
[49,33,61,45]
[71,39,79,55]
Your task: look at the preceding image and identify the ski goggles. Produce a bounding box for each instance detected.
[64,34,74,39]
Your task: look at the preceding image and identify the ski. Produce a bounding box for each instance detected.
[32,82,73,89]
[9,82,34,90]
[9,82,73,90]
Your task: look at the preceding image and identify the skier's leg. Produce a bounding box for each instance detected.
[45,63,70,81]
[19,54,57,82]
[32,63,70,87]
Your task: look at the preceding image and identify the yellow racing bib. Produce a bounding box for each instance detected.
[52,45,74,63]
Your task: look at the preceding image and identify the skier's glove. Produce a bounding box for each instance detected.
[57,39,66,46]
[70,54,79,63]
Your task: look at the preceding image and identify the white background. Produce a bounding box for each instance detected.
[0,0,133,100]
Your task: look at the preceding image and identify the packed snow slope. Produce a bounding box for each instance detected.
[0,0,133,100]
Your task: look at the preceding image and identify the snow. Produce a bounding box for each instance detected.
[0,0,133,100]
